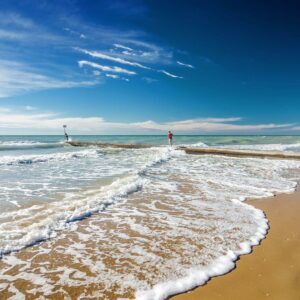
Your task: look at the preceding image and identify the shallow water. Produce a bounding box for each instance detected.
[1,135,300,299]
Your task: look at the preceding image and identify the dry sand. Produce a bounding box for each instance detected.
[172,188,300,300]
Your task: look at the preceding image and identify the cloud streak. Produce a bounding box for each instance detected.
[177,61,194,68]
[78,60,136,75]
[113,43,133,51]
[76,48,150,69]
[132,119,291,132]
[106,74,119,79]
[158,70,183,79]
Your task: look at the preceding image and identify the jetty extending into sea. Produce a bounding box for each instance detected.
[67,141,300,160]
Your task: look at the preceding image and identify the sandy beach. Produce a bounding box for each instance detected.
[173,187,300,300]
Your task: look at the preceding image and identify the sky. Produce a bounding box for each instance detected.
[0,0,300,135]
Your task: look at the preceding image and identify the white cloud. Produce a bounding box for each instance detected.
[111,39,174,65]
[78,60,136,75]
[132,119,292,132]
[177,61,194,68]
[106,74,119,79]
[63,27,86,40]
[0,109,293,134]
[77,48,150,69]
[113,43,133,51]
[105,74,129,82]
[177,117,242,123]
[0,112,105,131]
[0,60,99,98]
[158,70,183,79]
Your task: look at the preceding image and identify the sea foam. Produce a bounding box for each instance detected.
[0,142,300,299]
[0,147,176,255]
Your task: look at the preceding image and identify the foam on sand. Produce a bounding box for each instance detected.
[0,144,300,299]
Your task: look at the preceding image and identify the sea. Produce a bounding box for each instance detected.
[1,135,300,299]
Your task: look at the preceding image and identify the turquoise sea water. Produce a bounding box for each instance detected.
[1,134,300,147]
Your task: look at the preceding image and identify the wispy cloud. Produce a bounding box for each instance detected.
[78,60,136,75]
[0,60,98,98]
[106,74,119,79]
[0,13,66,45]
[76,48,150,69]
[0,12,35,29]
[76,46,187,81]
[177,60,194,68]
[110,39,174,65]
[0,29,27,40]
[0,8,193,98]
[158,70,183,79]
[63,27,86,39]
[105,74,129,82]
[113,43,133,51]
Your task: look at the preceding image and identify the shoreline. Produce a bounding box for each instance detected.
[172,187,300,300]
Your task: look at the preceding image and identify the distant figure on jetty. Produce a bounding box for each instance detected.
[168,131,173,146]
[63,125,69,141]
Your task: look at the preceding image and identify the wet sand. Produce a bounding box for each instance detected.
[172,188,300,300]
[1,160,300,299]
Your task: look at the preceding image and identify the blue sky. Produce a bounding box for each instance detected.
[0,0,300,134]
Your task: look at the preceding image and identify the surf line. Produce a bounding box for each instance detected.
[66,141,300,160]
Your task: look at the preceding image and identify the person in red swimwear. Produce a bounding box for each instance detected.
[168,131,173,146]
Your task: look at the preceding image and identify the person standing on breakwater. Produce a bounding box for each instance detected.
[63,125,69,141]
[168,131,173,146]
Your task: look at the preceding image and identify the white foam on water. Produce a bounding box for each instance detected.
[133,154,300,299]
[0,148,100,165]
[1,144,300,299]
[0,147,177,255]
[0,179,146,253]
[218,142,300,152]
[0,140,65,151]
[0,140,46,146]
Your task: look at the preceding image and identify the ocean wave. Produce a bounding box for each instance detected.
[0,140,66,151]
[218,142,300,152]
[0,147,178,255]
[0,148,101,166]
